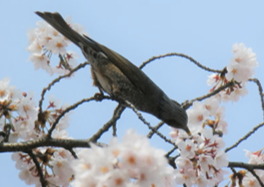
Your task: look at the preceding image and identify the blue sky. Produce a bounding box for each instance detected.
[1,1,264,186]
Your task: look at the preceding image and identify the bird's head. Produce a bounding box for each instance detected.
[160,98,191,135]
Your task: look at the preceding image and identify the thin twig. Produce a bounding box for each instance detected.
[27,151,47,187]
[112,118,117,137]
[225,122,264,152]
[249,169,264,187]
[165,147,177,157]
[38,61,89,114]
[89,104,125,142]
[183,81,234,110]
[125,101,175,146]
[249,78,264,119]
[140,52,221,73]
[69,148,78,159]
[229,161,264,187]
[167,156,177,169]
[47,96,111,138]
[147,121,164,138]
[230,167,236,174]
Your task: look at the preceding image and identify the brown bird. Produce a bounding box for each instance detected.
[36,11,191,135]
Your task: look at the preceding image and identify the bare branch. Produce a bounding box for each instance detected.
[140,52,221,73]
[165,147,178,158]
[47,96,110,138]
[38,61,89,114]
[249,78,264,119]
[112,118,118,137]
[125,101,176,146]
[167,156,177,169]
[0,138,91,153]
[147,121,164,138]
[229,161,264,187]
[183,81,234,110]
[89,104,125,142]
[250,169,264,187]
[69,148,78,159]
[27,151,47,187]
[229,161,264,170]
[225,121,264,152]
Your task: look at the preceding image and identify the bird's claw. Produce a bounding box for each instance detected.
[94,92,104,101]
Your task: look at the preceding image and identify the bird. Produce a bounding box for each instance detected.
[36,11,191,135]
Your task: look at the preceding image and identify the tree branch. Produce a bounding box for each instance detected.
[225,121,264,152]
[27,151,47,187]
[229,161,264,187]
[125,101,176,146]
[0,137,91,153]
[147,121,164,138]
[38,61,89,114]
[47,96,111,138]
[140,52,221,73]
[183,81,234,110]
[249,78,264,119]
[229,161,264,170]
[89,104,125,142]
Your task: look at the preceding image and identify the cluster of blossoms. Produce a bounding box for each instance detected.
[0,77,71,142]
[12,148,75,187]
[175,128,228,186]
[207,43,258,102]
[27,17,87,75]
[71,129,175,187]
[229,149,264,187]
[12,94,73,186]
[170,97,229,186]
[0,78,74,186]
[168,44,258,186]
[0,77,38,142]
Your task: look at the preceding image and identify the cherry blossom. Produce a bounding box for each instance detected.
[71,129,174,187]
[27,17,86,75]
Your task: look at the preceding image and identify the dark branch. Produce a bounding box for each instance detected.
[182,81,234,110]
[229,161,264,187]
[89,104,125,142]
[27,151,47,187]
[47,96,111,138]
[0,137,91,153]
[147,121,164,138]
[140,52,221,73]
[38,61,89,114]
[229,161,264,170]
[69,148,78,159]
[165,147,178,158]
[249,78,264,119]
[250,169,264,187]
[125,101,175,146]
[225,122,264,152]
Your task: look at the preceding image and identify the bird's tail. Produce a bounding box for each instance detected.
[35,11,87,47]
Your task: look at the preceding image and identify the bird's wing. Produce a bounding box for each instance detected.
[36,11,163,96]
